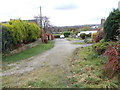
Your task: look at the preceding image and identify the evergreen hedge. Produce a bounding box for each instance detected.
[2,20,40,54]
[104,9,120,41]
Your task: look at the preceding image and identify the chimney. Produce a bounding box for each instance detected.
[118,1,120,11]
[101,19,105,30]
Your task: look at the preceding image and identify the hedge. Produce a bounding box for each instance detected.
[2,20,40,54]
[80,33,86,39]
[104,9,120,41]
[63,31,72,37]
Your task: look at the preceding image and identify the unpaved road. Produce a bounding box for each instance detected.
[2,39,91,87]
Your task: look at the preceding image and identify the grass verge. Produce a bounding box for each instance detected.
[53,34,61,36]
[66,38,80,41]
[72,42,86,44]
[2,41,55,64]
[67,46,119,88]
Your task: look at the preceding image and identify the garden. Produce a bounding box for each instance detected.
[67,9,120,88]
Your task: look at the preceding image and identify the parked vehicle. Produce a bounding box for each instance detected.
[60,35,65,39]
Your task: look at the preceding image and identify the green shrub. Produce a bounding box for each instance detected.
[11,20,26,44]
[80,33,86,39]
[3,20,40,44]
[25,22,40,43]
[63,31,71,37]
[2,25,14,54]
[91,32,97,42]
[2,20,40,54]
[92,39,116,55]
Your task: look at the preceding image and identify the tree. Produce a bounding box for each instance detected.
[81,26,90,31]
[34,15,51,33]
[104,9,120,41]
[42,16,51,33]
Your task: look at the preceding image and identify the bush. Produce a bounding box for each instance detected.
[3,20,40,44]
[104,9,120,41]
[91,31,104,43]
[2,20,40,54]
[95,31,104,43]
[92,39,116,55]
[91,32,97,42]
[63,31,71,37]
[103,45,119,78]
[2,25,14,54]
[25,22,40,43]
[80,33,86,39]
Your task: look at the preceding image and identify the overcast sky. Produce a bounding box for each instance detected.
[0,0,119,26]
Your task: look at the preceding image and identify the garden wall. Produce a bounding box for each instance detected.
[10,38,42,55]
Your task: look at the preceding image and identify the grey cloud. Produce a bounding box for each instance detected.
[54,3,78,10]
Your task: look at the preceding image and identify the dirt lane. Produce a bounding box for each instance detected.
[2,39,91,76]
[2,39,92,87]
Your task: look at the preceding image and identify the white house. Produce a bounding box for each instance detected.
[77,31,97,37]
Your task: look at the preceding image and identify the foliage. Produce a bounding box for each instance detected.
[103,45,119,78]
[81,26,90,31]
[68,46,119,88]
[74,31,80,35]
[25,22,40,43]
[63,31,72,37]
[95,30,104,42]
[2,25,14,54]
[80,33,86,39]
[7,20,26,44]
[92,30,104,43]
[92,39,116,55]
[2,20,40,54]
[104,9,120,41]
[91,32,97,42]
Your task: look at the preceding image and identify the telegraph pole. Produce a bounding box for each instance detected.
[40,6,42,29]
[40,6,44,43]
